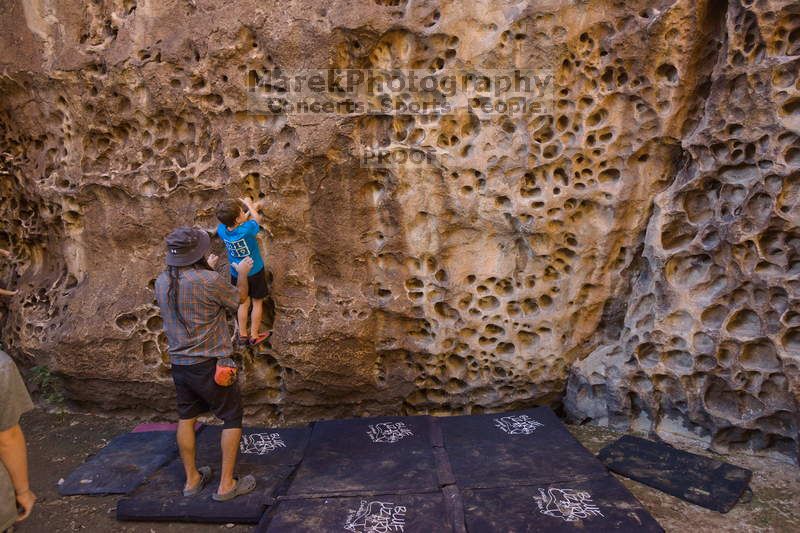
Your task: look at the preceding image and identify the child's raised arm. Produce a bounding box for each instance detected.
[240,197,262,225]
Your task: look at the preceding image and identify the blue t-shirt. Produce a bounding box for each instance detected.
[217,220,264,276]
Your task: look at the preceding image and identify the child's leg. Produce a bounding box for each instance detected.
[250,298,264,339]
[237,298,250,338]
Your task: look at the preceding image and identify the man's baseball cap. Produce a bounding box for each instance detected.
[165,227,211,267]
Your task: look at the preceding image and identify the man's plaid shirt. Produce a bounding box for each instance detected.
[154,267,239,365]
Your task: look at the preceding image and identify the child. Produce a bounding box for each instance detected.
[216,197,270,347]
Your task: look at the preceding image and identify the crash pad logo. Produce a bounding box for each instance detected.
[534,488,604,522]
[240,432,286,455]
[366,422,414,443]
[494,415,544,435]
[344,500,407,532]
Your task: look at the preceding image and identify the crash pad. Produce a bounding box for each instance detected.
[598,435,753,513]
[59,431,179,496]
[116,458,293,524]
[256,491,455,532]
[286,416,441,497]
[438,407,608,489]
[197,425,310,467]
[116,426,309,524]
[462,475,663,532]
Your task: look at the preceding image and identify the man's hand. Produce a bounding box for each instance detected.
[15,488,35,522]
[233,257,254,276]
[207,253,219,270]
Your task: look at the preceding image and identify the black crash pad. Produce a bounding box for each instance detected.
[59,430,179,496]
[462,475,663,532]
[598,435,753,513]
[116,459,293,523]
[257,492,455,532]
[116,426,309,524]
[197,425,310,466]
[287,416,441,497]
[439,407,608,489]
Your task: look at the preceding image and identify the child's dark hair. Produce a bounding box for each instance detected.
[216,199,244,227]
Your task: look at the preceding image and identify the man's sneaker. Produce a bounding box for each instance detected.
[249,332,271,347]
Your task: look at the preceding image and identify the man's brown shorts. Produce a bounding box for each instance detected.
[171,359,243,429]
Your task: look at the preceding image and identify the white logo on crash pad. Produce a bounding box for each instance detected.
[345,500,407,532]
[366,422,413,443]
[494,415,544,434]
[240,432,286,455]
[534,488,604,522]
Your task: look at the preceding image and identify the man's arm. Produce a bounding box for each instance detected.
[0,356,35,522]
[212,257,254,310]
[0,425,35,522]
[240,197,262,225]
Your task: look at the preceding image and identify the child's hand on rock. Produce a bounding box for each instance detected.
[207,253,219,270]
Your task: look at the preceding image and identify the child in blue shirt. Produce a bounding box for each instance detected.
[216,197,270,347]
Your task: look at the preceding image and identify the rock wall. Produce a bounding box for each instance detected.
[566,0,800,461]
[0,0,797,460]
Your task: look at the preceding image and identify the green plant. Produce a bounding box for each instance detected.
[30,365,65,408]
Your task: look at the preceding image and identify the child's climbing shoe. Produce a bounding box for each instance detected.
[234,336,250,349]
[249,332,271,346]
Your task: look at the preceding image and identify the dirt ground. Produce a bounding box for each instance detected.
[13,407,800,533]
[568,424,800,533]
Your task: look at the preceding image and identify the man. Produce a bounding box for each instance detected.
[0,350,35,532]
[154,227,256,501]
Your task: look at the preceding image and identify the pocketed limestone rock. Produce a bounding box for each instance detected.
[0,0,797,460]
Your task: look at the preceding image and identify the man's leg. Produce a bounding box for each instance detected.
[218,427,242,495]
[237,298,250,338]
[250,298,263,339]
[210,373,244,496]
[177,418,201,492]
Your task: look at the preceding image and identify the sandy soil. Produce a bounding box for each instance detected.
[12,407,800,533]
